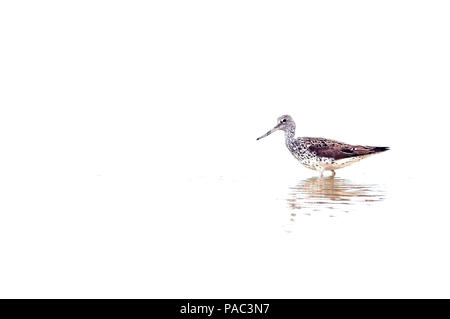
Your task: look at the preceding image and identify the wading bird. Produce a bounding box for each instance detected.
[257,115,389,176]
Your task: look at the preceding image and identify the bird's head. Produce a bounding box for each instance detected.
[256,115,295,140]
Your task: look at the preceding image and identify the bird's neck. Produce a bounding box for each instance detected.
[284,125,296,141]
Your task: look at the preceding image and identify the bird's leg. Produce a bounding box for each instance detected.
[318,168,324,178]
[331,170,336,177]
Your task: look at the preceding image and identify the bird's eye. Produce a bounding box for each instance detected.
[282,119,287,123]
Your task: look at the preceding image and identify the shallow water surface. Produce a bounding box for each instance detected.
[287,176,386,218]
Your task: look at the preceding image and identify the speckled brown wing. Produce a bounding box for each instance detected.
[304,137,389,160]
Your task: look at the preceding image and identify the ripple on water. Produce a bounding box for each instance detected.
[286,176,386,220]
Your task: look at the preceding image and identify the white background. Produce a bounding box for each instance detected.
[0,1,449,298]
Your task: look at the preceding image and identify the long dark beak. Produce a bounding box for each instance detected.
[256,124,281,141]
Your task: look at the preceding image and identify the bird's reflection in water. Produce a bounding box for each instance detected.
[286,176,386,221]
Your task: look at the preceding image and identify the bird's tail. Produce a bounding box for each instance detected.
[372,146,390,153]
